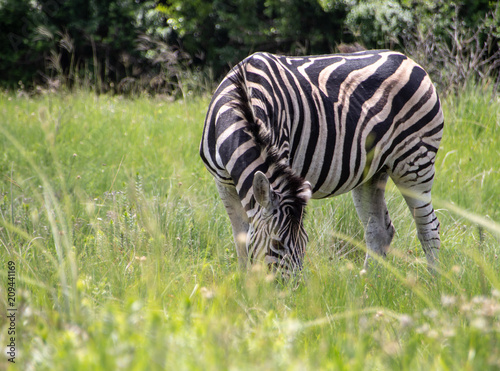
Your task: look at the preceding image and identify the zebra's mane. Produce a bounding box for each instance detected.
[228,63,309,222]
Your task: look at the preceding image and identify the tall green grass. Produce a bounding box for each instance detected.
[0,87,499,370]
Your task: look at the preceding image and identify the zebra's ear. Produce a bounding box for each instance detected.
[300,181,313,202]
[253,171,275,211]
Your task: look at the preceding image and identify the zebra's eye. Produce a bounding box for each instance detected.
[271,239,282,251]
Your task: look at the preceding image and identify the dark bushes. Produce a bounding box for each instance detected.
[0,0,498,95]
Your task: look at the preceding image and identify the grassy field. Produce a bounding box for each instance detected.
[0,87,499,370]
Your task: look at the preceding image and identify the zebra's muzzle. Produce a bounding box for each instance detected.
[266,251,303,285]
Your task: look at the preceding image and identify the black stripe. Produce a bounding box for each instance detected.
[415,209,434,219]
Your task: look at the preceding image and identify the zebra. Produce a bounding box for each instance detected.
[200,50,444,277]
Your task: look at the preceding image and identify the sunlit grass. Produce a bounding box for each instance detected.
[0,87,499,370]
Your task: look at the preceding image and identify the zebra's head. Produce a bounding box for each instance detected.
[248,171,312,278]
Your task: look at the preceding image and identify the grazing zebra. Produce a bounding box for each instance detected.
[200,50,444,277]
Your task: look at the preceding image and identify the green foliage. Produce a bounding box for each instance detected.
[0,0,160,90]
[157,0,350,75]
[0,0,51,87]
[0,90,499,369]
[345,0,413,48]
[0,0,498,93]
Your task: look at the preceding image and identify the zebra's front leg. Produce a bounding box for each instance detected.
[215,181,250,268]
[351,172,395,270]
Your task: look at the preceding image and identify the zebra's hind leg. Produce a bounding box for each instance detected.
[352,172,396,269]
[396,182,440,270]
[215,181,250,268]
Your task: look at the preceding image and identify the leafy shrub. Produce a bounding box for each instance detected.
[0,0,498,95]
[345,0,413,49]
